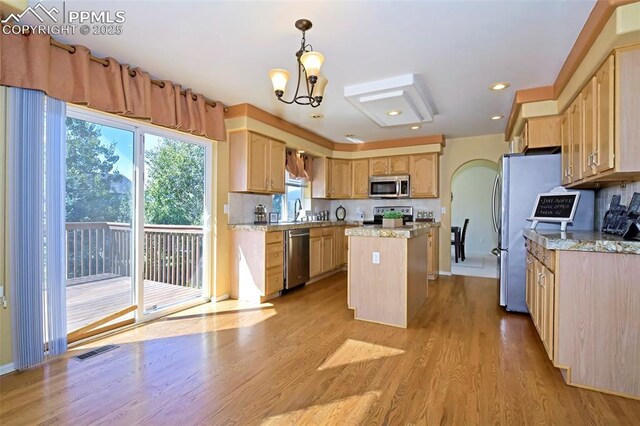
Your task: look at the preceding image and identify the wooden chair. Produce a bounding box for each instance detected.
[451,219,470,263]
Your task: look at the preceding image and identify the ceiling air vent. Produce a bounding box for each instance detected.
[344,74,436,128]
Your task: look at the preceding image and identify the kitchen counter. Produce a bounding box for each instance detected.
[228,220,360,232]
[345,222,440,239]
[523,228,640,255]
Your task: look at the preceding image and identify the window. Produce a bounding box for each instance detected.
[273,173,309,222]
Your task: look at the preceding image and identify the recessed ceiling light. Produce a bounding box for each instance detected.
[410,125,421,130]
[491,115,504,120]
[386,110,402,116]
[310,113,324,119]
[490,82,510,91]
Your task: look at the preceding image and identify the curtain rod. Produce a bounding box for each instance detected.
[49,38,226,111]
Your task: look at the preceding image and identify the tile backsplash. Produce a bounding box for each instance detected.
[227,192,441,224]
[329,198,441,222]
[595,180,640,230]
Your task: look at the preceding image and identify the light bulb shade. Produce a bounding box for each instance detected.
[300,51,324,79]
[313,75,328,98]
[268,68,290,94]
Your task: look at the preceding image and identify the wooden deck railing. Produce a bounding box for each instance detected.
[65,222,203,289]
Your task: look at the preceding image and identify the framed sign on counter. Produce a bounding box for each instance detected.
[528,186,581,231]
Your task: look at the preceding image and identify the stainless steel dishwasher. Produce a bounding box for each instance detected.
[284,229,310,290]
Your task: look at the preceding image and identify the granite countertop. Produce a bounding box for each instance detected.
[523,228,640,255]
[228,220,361,232]
[345,222,440,239]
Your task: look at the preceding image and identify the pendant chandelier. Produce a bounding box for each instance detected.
[268,19,327,108]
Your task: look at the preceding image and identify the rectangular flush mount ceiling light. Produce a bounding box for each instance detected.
[344,74,436,127]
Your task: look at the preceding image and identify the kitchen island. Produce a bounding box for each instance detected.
[345,223,438,328]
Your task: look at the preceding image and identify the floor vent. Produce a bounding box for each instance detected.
[73,344,119,361]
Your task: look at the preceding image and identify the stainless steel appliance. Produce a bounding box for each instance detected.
[362,206,413,225]
[284,229,310,290]
[492,153,594,312]
[369,175,410,198]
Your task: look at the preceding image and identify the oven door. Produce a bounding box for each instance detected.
[369,179,399,198]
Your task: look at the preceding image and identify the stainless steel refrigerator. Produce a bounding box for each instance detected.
[491,153,594,312]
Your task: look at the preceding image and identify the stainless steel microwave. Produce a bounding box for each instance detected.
[369,175,410,198]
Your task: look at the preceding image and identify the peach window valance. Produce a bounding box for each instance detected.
[285,149,313,180]
[0,32,225,141]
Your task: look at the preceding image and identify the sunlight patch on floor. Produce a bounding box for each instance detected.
[261,391,381,425]
[318,339,404,371]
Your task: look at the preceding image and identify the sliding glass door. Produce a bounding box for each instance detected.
[65,116,136,333]
[142,133,207,312]
[64,107,211,337]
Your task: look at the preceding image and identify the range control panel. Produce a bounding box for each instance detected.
[373,206,414,217]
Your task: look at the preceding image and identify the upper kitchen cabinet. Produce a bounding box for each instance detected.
[229,130,286,194]
[523,116,562,151]
[563,47,640,188]
[312,157,352,199]
[369,156,410,176]
[351,159,369,198]
[409,153,439,198]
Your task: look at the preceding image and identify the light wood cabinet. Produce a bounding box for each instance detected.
[330,159,352,199]
[230,231,284,302]
[310,227,337,277]
[369,156,410,176]
[581,77,597,178]
[334,227,346,268]
[351,159,369,198]
[309,235,322,277]
[369,158,389,176]
[390,156,409,174]
[427,227,439,280]
[594,54,615,175]
[560,111,571,185]
[525,240,555,361]
[409,153,439,198]
[563,47,640,188]
[229,130,286,194]
[312,158,351,199]
[523,116,562,151]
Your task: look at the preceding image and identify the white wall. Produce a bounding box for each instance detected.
[451,160,498,256]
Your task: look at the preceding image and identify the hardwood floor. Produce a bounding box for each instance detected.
[2,273,639,425]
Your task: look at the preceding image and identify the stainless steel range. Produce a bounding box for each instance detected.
[363,206,414,225]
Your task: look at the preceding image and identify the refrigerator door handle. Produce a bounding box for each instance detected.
[491,174,499,232]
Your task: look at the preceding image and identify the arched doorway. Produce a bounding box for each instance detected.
[450,159,498,278]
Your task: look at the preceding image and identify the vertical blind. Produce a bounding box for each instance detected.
[7,87,67,370]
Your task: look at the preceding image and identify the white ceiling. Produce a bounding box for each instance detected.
[35,0,596,142]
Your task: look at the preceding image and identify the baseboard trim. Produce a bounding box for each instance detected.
[215,293,230,302]
[0,362,16,376]
[438,271,452,276]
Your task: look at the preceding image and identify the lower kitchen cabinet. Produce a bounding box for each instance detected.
[524,235,640,399]
[230,230,284,302]
[427,227,439,280]
[309,235,323,277]
[310,226,352,278]
[321,228,334,273]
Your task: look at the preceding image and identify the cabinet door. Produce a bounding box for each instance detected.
[522,122,529,151]
[595,54,615,174]
[369,158,389,176]
[334,227,345,267]
[525,251,534,314]
[351,159,369,198]
[542,267,555,359]
[322,234,334,273]
[265,268,284,295]
[582,78,597,178]
[389,156,409,174]
[427,228,439,279]
[331,159,352,199]
[409,153,439,198]
[310,237,322,277]
[560,111,571,185]
[269,140,286,193]
[343,232,349,265]
[569,96,583,183]
[248,133,269,192]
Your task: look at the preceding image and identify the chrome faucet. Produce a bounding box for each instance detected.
[294,198,303,222]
